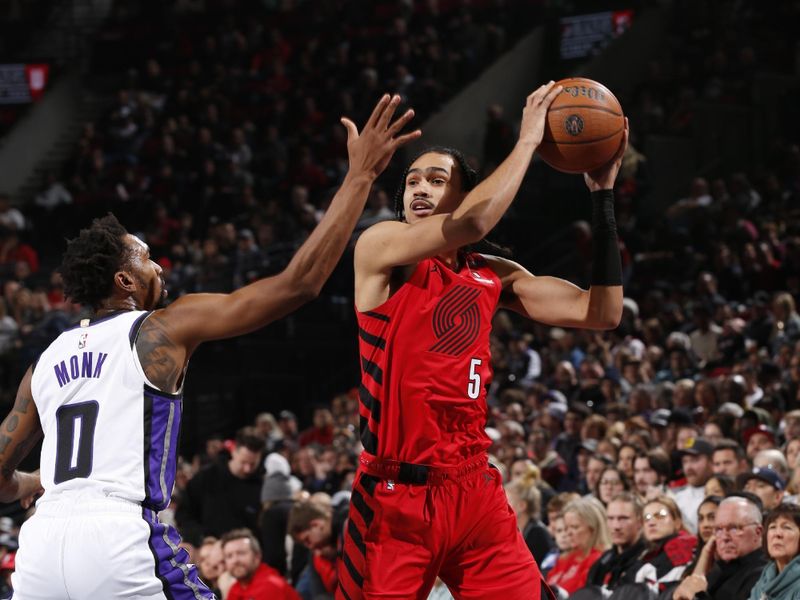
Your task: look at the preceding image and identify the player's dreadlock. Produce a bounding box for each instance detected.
[60,214,130,310]
[393,146,511,258]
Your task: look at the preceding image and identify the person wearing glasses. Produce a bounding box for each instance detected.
[594,466,631,507]
[749,503,800,600]
[634,495,697,595]
[672,495,768,600]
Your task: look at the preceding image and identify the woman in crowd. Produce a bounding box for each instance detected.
[546,497,611,594]
[635,495,697,594]
[505,472,555,565]
[594,466,632,507]
[749,503,800,600]
[704,475,735,498]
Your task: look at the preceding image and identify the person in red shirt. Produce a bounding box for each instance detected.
[547,497,611,594]
[222,529,301,600]
[339,81,628,599]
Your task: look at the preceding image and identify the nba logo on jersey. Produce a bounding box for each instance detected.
[78,333,88,349]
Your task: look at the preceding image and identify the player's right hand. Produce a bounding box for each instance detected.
[518,81,563,147]
[341,94,422,180]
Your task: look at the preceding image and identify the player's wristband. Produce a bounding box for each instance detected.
[590,189,623,286]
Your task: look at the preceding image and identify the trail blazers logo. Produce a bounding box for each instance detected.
[430,285,481,356]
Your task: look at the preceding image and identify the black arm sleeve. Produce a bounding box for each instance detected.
[590,189,623,286]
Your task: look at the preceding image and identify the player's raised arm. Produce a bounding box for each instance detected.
[355,82,562,275]
[0,366,43,505]
[154,94,420,349]
[490,119,629,330]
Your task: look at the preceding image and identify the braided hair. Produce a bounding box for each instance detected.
[392,146,511,258]
[60,214,130,310]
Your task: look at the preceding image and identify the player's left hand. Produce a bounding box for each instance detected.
[584,117,629,192]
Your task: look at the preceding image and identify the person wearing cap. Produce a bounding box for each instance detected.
[712,439,749,478]
[674,438,715,534]
[739,468,786,511]
[672,496,767,600]
[278,410,299,442]
[743,424,777,459]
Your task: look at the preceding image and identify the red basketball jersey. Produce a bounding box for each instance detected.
[356,253,502,467]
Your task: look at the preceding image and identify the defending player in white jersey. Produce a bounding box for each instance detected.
[0,95,419,598]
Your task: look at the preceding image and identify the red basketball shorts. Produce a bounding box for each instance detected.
[336,456,544,599]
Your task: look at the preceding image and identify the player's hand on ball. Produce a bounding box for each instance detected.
[584,117,629,192]
[341,94,422,180]
[519,81,563,147]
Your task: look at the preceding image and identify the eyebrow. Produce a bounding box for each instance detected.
[407,166,450,177]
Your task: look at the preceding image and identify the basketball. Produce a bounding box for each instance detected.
[537,78,625,174]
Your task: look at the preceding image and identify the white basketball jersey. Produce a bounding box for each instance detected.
[31,310,182,510]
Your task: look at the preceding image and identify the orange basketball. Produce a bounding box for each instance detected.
[537,78,624,174]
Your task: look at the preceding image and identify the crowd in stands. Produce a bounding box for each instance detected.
[0,0,798,598]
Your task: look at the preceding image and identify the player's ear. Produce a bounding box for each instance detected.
[114,269,137,293]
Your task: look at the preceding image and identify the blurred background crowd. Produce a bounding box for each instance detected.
[0,0,799,598]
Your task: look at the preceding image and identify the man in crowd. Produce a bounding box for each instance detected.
[672,495,767,600]
[743,424,777,459]
[674,438,715,533]
[588,492,646,591]
[222,529,301,600]
[633,449,672,498]
[738,467,786,511]
[177,427,265,538]
[712,439,749,478]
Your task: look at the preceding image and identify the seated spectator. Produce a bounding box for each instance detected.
[505,472,555,565]
[672,495,768,600]
[588,492,647,591]
[287,498,348,598]
[738,467,786,512]
[704,474,735,498]
[636,495,697,594]
[633,448,672,500]
[222,528,301,600]
[541,513,572,575]
[595,466,632,507]
[197,536,235,598]
[712,439,749,478]
[675,438,715,533]
[546,497,610,595]
[749,503,800,600]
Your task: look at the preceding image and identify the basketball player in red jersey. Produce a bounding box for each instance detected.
[338,81,629,599]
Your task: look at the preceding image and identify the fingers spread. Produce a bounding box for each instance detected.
[377,94,402,130]
[340,117,358,141]
[365,94,391,130]
[394,129,423,147]
[387,108,415,136]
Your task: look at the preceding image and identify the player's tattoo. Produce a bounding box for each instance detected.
[0,432,41,480]
[5,415,18,433]
[137,314,183,392]
[16,395,31,414]
[0,435,11,454]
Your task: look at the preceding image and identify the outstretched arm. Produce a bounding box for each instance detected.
[491,119,629,330]
[137,95,421,389]
[355,82,563,275]
[0,366,44,505]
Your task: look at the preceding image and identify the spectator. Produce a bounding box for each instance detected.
[633,449,672,499]
[259,452,297,576]
[712,439,749,478]
[675,438,715,533]
[595,466,631,507]
[672,496,768,600]
[704,474,736,498]
[546,497,610,595]
[177,427,266,538]
[744,425,777,459]
[504,473,555,565]
[749,503,800,600]
[738,468,787,512]
[197,537,235,598]
[588,492,647,591]
[222,528,301,600]
[636,495,697,594]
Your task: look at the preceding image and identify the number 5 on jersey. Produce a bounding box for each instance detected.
[467,358,482,399]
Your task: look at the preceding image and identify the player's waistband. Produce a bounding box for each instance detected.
[34,494,143,517]
[359,452,488,485]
